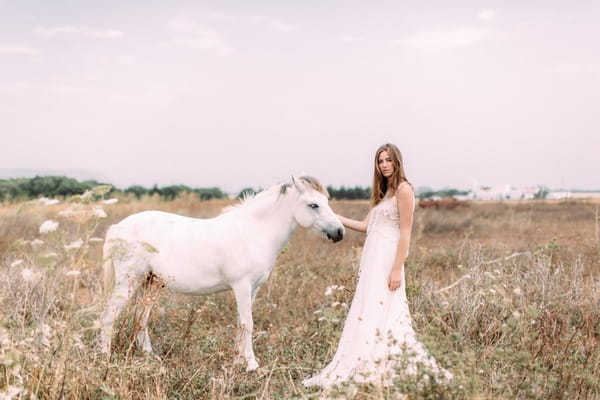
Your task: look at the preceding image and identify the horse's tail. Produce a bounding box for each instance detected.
[102,228,117,295]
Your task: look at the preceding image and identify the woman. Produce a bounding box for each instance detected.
[303,143,452,389]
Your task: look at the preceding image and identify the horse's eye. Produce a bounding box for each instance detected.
[308,203,319,209]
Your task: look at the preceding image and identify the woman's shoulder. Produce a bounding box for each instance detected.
[395,181,414,196]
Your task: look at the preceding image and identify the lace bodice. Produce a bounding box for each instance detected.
[367,197,400,238]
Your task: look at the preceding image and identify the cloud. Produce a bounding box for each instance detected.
[33,25,123,39]
[0,43,40,56]
[0,82,34,93]
[247,15,298,32]
[210,12,299,32]
[477,9,497,20]
[166,17,233,55]
[334,35,367,44]
[555,63,600,73]
[397,28,491,50]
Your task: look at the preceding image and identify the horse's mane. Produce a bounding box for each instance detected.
[221,176,328,215]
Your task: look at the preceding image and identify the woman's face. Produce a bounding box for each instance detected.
[377,150,394,178]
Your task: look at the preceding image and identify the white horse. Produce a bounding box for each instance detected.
[99,176,344,371]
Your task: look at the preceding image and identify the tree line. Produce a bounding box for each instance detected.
[0,176,471,202]
[0,176,224,202]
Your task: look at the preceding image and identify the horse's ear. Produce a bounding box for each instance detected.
[292,175,306,193]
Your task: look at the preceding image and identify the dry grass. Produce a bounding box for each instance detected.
[0,195,599,399]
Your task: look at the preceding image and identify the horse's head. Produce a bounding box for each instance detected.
[288,176,344,243]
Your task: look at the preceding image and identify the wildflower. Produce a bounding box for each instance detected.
[331,301,340,307]
[103,198,119,204]
[64,239,83,250]
[313,309,322,314]
[40,324,52,349]
[488,289,496,294]
[89,237,104,243]
[325,284,342,296]
[513,287,523,296]
[441,301,449,307]
[92,207,107,218]
[39,220,59,234]
[65,270,81,277]
[39,197,60,206]
[317,317,326,322]
[512,310,521,319]
[10,260,24,268]
[21,268,40,283]
[30,239,44,247]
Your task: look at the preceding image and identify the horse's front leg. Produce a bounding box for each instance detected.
[231,280,259,371]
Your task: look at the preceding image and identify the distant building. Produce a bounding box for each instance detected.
[470,183,539,200]
[547,191,600,200]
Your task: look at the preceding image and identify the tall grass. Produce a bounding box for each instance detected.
[0,195,598,399]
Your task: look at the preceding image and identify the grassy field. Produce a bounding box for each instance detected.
[0,192,599,399]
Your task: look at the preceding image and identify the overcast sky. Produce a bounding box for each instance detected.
[1,0,599,193]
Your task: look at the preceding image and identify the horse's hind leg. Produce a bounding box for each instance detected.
[135,301,154,355]
[100,276,140,356]
[232,281,259,371]
[100,251,148,358]
[135,274,163,356]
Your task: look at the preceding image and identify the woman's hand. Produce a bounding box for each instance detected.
[388,266,403,291]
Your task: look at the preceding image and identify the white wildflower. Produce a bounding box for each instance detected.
[331,301,340,307]
[64,239,83,250]
[0,326,11,349]
[313,309,322,314]
[324,284,339,296]
[441,301,449,308]
[341,303,348,308]
[39,220,59,234]
[21,268,40,283]
[40,252,58,259]
[513,287,523,296]
[0,385,24,398]
[58,207,77,218]
[40,197,60,206]
[31,239,44,247]
[65,270,81,277]
[488,288,496,294]
[10,260,24,268]
[103,198,119,204]
[89,237,104,243]
[317,317,326,322]
[512,310,521,319]
[92,207,107,218]
[40,324,52,349]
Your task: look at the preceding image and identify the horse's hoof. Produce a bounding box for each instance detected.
[246,359,259,372]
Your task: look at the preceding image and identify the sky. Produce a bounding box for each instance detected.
[1,0,599,194]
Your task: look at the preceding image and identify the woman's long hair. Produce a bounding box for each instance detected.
[370,143,410,207]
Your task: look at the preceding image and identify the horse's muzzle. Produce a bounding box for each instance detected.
[327,228,344,243]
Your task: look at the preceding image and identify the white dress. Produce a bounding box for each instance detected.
[303,195,452,389]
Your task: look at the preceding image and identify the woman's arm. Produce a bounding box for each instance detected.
[388,183,415,291]
[337,210,371,233]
